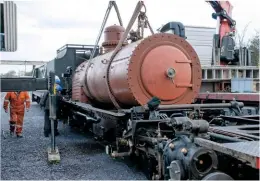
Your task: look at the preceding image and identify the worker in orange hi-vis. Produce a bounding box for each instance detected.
[3,91,31,138]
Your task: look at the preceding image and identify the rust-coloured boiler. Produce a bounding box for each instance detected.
[72,24,202,108]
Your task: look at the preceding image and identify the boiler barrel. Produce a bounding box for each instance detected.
[73,33,202,107]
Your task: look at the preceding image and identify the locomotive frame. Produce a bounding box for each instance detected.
[2,1,258,180]
[59,94,259,180]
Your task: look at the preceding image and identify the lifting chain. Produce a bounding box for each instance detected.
[128,3,154,42]
[90,1,123,60]
[84,1,123,100]
[105,1,154,110]
[137,4,154,39]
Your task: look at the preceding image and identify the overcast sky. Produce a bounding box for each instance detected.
[0,0,259,74]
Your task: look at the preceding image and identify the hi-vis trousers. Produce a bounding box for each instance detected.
[9,109,25,135]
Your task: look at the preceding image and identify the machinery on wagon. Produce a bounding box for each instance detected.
[1,1,259,180]
[158,1,259,106]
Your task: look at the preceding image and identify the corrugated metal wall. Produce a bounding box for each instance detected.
[185,26,216,66]
[3,1,17,52]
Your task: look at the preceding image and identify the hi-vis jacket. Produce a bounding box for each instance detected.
[3,92,31,111]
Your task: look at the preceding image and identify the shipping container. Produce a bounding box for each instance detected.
[185,25,216,66]
[231,78,258,93]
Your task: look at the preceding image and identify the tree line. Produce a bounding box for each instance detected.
[235,23,259,66]
[248,31,259,66]
[0,70,33,78]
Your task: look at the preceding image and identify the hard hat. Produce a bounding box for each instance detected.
[55,79,61,84]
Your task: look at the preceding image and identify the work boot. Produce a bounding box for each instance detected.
[55,131,60,136]
[44,131,49,137]
[17,134,23,138]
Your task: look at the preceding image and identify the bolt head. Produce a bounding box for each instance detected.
[169,143,175,150]
[181,148,188,155]
[166,68,176,78]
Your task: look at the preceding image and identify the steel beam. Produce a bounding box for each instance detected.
[0,60,47,65]
[0,77,47,92]
[153,102,244,110]
[47,71,60,163]
[197,92,260,102]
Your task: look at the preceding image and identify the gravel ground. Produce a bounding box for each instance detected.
[1,93,146,180]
